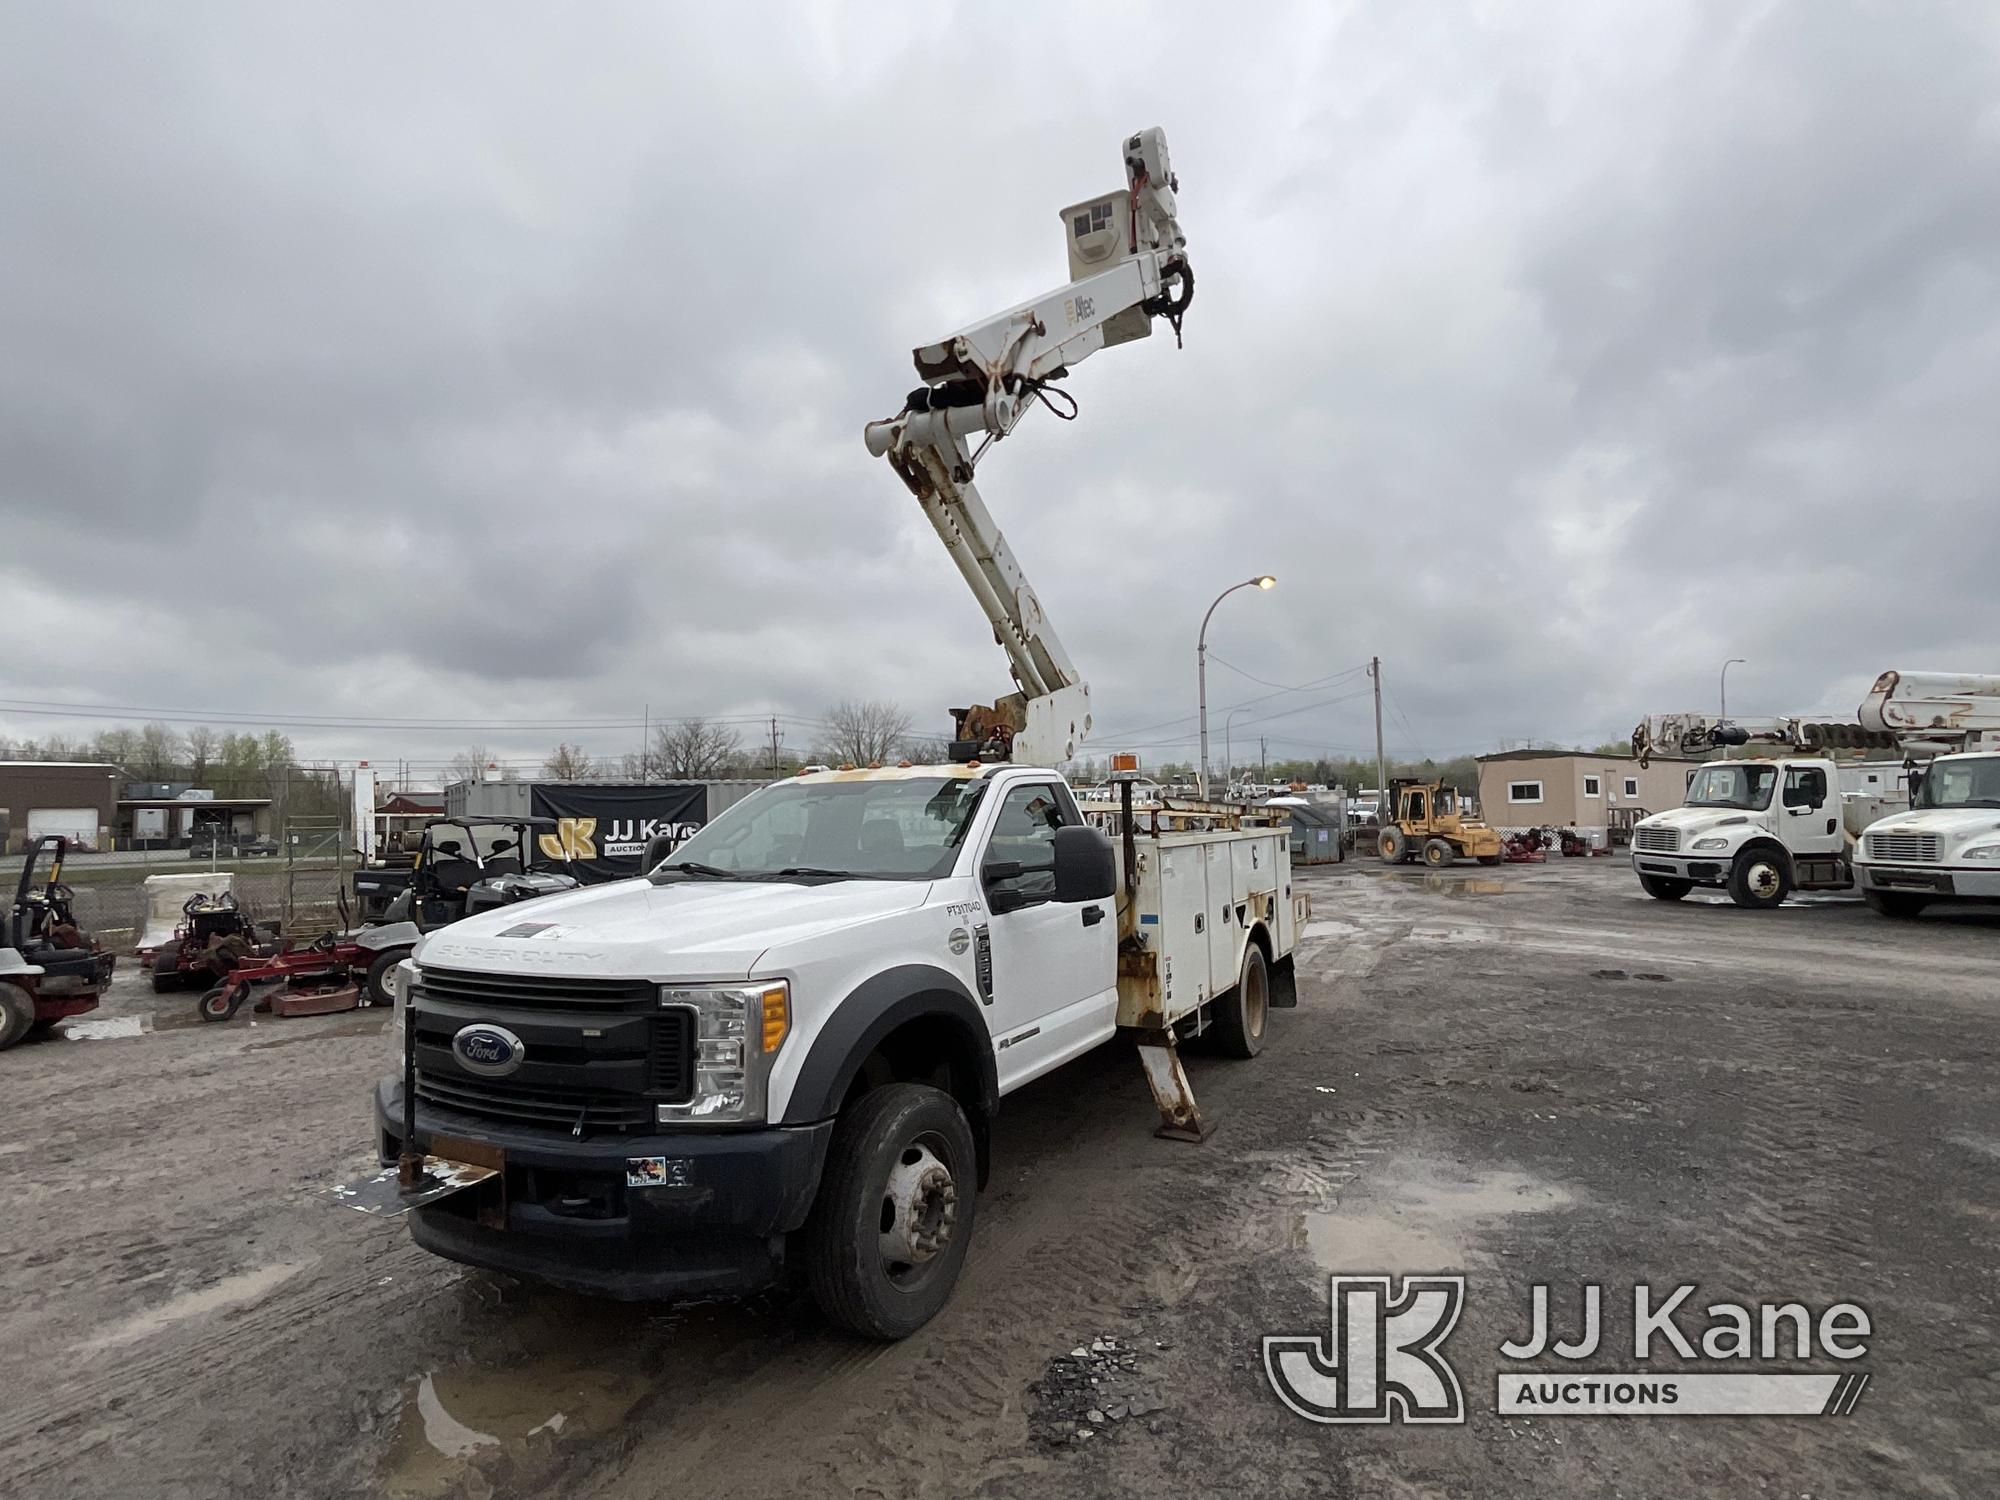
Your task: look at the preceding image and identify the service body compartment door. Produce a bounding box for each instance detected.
[1204,842,1236,995]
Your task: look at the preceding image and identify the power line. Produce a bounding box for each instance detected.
[0,697,833,733]
[1091,662,1371,743]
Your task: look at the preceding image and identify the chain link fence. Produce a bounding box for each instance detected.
[55,816,352,955]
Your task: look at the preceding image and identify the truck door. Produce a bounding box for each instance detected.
[977,780,1118,1088]
[1780,764,1839,853]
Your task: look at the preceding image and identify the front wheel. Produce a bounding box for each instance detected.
[1727,848,1790,910]
[802,1082,977,1340]
[1864,890,1931,919]
[1377,827,1408,863]
[364,948,411,1007]
[1638,873,1692,901]
[1210,941,1269,1059]
[198,984,246,1023]
[0,982,37,1051]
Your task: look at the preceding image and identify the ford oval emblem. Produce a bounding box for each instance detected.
[452,1023,526,1078]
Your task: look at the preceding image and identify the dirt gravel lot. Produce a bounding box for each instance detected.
[3,859,1995,1499]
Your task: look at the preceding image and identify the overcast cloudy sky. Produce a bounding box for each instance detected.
[3,1,1997,776]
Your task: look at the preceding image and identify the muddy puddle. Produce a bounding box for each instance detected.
[1286,1159,1576,1274]
[378,1286,800,1497]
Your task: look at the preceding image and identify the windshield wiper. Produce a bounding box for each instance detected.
[770,865,852,879]
[660,861,740,879]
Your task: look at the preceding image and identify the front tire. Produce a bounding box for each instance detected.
[1864,890,1931,919]
[1727,848,1790,910]
[197,984,245,1023]
[1639,874,1692,901]
[803,1082,977,1340]
[0,982,36,1051]
[1377,827,1409,863]
[364,948,411,1007]
[1210,941,1269,1059]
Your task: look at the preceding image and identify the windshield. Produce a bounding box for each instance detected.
[1915,755,2000,810]
[653,775,989,881]
[1685,763,1778,810]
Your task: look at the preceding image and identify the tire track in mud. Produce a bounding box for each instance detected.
[571,900,1418,1500]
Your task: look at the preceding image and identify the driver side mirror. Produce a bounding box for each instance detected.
[1051,824,1117,903]
[641,834,675,871]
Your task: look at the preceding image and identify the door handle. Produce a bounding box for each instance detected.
[1081,905,1105,927]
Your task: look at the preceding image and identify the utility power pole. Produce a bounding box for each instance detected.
[1370,656,1387,818]
[769,717,783,780]
[640,703,650,783]
[1260,736,1267,784]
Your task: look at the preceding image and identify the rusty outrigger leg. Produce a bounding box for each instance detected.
[1135,1029,1215,1142]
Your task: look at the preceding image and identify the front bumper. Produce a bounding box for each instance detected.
[374,1080,833,1300]
[1631,851,1729,884]
[1855,865,2000,901]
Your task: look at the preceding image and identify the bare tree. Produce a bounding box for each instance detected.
[447,746,493,784]
[134,721,185,781]
[902,734,952,765]
[820,700,913,767]
[184,726,218,783]
[542,742,596,781]
[650,717,742,779]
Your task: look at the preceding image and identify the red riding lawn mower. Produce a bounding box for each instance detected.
[0,836,116,1049]
[151,891,274,992]
[195,892,377,1024]
[1503,827,1553,863]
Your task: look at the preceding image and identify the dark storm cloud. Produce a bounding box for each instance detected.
[3,1,1997,770]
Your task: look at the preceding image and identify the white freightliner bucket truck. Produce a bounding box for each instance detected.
[362,130,1309,1339]
[1628,671,2000,913]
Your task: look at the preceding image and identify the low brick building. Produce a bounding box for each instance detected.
[0,761,122,852]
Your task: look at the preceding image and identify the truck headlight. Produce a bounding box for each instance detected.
[1691,836,1730,850]
[656,981,790,1125]
[1960,843,2000,862]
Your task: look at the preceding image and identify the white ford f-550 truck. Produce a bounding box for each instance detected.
[377,764,1303,1337]
[368,129,1310,1337]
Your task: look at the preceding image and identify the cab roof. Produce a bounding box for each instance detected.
[791,762,995,784]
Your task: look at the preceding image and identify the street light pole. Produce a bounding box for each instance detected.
[1197,574,1276,798]
[1720,657,1745,719]
[1720,657,1745,759]
[1224,707,1250,797]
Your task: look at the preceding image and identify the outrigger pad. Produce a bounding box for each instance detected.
[328,1157,497,1217]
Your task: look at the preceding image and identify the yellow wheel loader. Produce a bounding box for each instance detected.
[1376,780,1504,867]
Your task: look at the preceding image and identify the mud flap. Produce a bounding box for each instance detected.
[1270,954,1298,1009]
[1135,1030,1216,1143]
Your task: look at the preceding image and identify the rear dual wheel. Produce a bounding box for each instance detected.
[1210,941,1269,1059]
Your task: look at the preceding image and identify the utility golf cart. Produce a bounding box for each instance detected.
[0,836,117,1048]
[351,816,580,1004]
